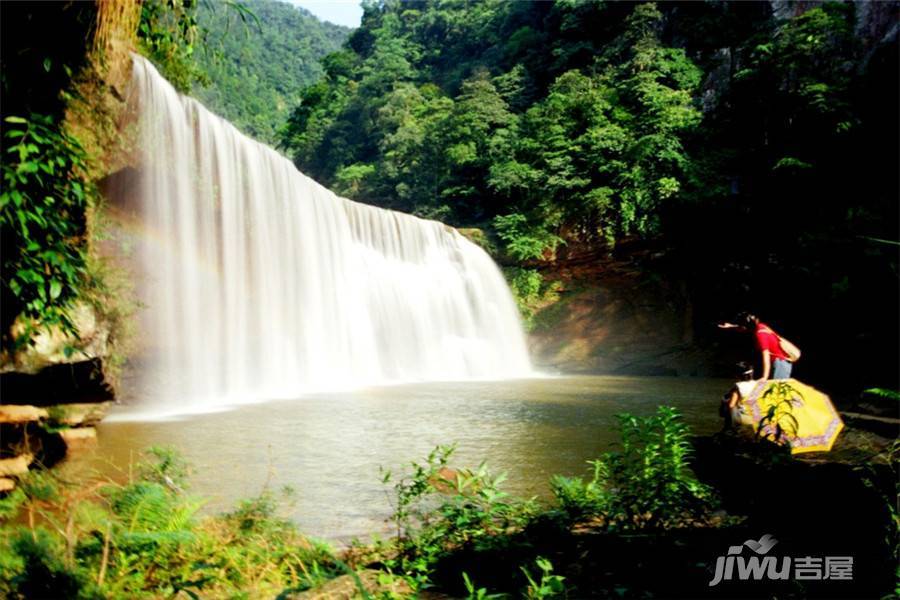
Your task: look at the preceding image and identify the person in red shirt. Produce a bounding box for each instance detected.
[718,312,793,380]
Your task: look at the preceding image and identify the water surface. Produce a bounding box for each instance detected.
[66,375,726,542]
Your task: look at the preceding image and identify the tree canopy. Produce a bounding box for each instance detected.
[279,1,896,263]
[280,1,709,254]
[193,0,349,145]
[276,0,898,388]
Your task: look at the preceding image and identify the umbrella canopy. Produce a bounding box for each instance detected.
[741,379,844,454]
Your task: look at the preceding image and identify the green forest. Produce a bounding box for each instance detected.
[281,1,894,241]
[193,0,349,145]
[279,0,898,391]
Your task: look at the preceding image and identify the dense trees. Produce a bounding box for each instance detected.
[274,1,733,262]
[280,1,708,257]
[279,0,898,389]
[280,1,895,250]
[193,0,349,145]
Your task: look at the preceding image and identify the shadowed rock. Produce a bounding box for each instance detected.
[0,358,113,406]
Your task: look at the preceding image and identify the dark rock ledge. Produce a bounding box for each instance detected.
[0,358,115,491]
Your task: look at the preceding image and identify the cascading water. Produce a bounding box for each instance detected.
[127,55,531,412]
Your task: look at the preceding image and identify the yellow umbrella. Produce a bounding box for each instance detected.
[741,379,844,454]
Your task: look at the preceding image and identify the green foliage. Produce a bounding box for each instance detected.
[225,485,294,535]
[549,459,608,522]
[194,0,349,145]
[0,448,340,599]
[509,268,543,301]
[40,406,71,434]
[0,487,27,521]
[461,571,504,600]
[551,406,714,530]
[853,440,900,565]
[600,406,714,529]
[494,214,561,261]
[382,444,536,589]
[5,528,88,599]
[721,2,857,197]
[138,0,208,93]
[97,481,207,596]
[521,557,566,599]
[504,268,562,331]
[280,1,700,248]
[1,114,91,348]
[863,388,900,402]
[137,445,191,489]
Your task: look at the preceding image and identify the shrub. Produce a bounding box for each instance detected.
[551,406,715,529]
[0,447,341,598]
[1,113,92,349]
[137,0,208,93]
[600,406,715,529]
[493,213,562,262]
[521,556,566,599]
[382,445,537,588]
[6,528,88,599]
[549,459,607,521]
[505,267,562,331]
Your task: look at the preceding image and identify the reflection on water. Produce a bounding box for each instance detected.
[64,376,727,542]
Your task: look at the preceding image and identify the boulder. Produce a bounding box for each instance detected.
[5,303,109,373]
[0,453,33,476]
[52,402,114,426]
[0,405,48,424]
[58,427,97,450]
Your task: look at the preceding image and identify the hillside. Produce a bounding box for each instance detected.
[193,0,349,145]
[279,1,899,391]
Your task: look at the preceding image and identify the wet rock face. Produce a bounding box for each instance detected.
[524,257,709,377]
[0,390,113,491]
[5,303,111,374]
[0,454,33,477]
[58,427,98,450]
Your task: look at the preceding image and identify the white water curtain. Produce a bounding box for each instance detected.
[129,55,530,410]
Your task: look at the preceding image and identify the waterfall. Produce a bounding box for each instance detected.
[127,55,531,411]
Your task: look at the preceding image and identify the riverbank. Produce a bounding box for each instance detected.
[340,422,896,599]
[1,405,895,599]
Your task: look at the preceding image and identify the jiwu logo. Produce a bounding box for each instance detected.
[708,534,791,586]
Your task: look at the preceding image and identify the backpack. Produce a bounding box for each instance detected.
[778,335,802,363]
[760,325,802,363]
